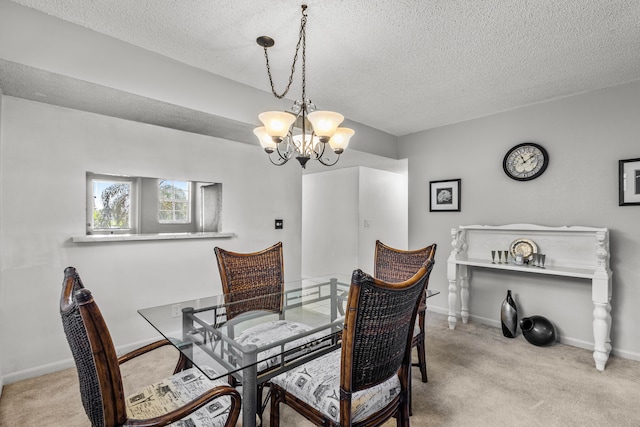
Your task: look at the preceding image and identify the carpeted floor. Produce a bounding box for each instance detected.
[1,311,639,426]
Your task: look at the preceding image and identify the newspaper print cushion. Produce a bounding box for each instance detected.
[126,366,233,427]
[235,320,328,372]
[270,349,400,423]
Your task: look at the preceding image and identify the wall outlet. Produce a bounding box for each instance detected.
[364,219,371,228]
[171,304,181,318]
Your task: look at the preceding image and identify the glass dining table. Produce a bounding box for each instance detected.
[138,274,351,427]
[138,273,439,427]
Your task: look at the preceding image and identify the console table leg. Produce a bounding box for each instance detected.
[460,266,469,324]
[447,278,457,329]
[592,302,612,371]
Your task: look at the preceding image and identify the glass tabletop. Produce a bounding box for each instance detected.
[138,274,352,382]
[138,273,440,384]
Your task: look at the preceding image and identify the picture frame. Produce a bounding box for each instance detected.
[430,179,461,212]
[619,158,640,206]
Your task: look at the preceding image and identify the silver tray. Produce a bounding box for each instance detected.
[509,238,538,261]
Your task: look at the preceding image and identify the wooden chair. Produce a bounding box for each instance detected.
[269,261,434,427]
[374,240,437,383]
[214,242,324,416]
[59,266,241,427]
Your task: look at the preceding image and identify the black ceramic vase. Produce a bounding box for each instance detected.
[520,315,556,346]
[500,290,518,338]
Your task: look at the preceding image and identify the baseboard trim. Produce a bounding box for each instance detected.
[610,348,640,362]
[426,305,640,363]
[2,359,75,385]
[1,337,158,385]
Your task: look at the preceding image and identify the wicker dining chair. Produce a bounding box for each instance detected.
[59,266,241,427]
[214,241,285,321]
[374,240,437,383]
[269,261,434,427]
[214,242,325,416]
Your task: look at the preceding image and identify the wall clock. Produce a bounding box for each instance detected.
[503,142,549,181]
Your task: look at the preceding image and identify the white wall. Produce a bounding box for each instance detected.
[399,81,640,361]
[358,167,409,274]
[302,166,408,277]
[0,96,303,383]
[302,168,359,277]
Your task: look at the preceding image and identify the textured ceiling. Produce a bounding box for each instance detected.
[7,0,640,136]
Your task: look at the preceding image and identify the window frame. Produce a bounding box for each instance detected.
[86,173,139,235]
[158,179,192,224]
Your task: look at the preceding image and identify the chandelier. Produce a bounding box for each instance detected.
[253,4,354,168]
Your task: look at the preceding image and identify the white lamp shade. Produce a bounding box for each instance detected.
[258,111,296,138]
[253,126,277,150]
[307,110,344,138]
[329,127,354,151]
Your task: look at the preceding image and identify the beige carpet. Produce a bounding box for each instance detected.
[1,311,639,426]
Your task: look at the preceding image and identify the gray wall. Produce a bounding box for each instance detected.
[0,96,303,383]
[399,81,640,361]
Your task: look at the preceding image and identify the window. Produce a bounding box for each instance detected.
[89,175,137,233]
[87,173,221,235]
[158,180,190,223]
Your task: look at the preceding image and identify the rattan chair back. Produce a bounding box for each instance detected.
[374,240,436,283]
[340,261,434,423]
[214,242,285,320]
[374,240,437,389]
[60,267,127,426]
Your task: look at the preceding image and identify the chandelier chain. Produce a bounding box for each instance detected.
[262,6,308,100]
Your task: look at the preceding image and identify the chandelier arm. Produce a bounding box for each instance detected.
[308,135,324,160]
[313,141,341,166]
[275,140,294,161]
[316,149,341,167]
[262,6,308,99]
[268,152,289,166]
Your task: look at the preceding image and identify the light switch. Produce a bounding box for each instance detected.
[275,219,283,229]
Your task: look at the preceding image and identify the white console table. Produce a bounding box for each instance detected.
[447,224,612,370]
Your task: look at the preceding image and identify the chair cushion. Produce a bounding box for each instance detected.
[270,349,400,423]
[235,320,328,372]
[126,366,233,427]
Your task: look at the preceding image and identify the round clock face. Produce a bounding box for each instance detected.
[503,143,549,181]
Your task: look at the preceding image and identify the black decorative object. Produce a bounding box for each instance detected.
[500,290,518,338]
[520,315,556,346]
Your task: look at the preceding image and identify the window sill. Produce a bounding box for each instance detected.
[72,232,236,243]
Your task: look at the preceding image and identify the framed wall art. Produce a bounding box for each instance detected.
[619,158,640,206]
[430,179,461,212]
